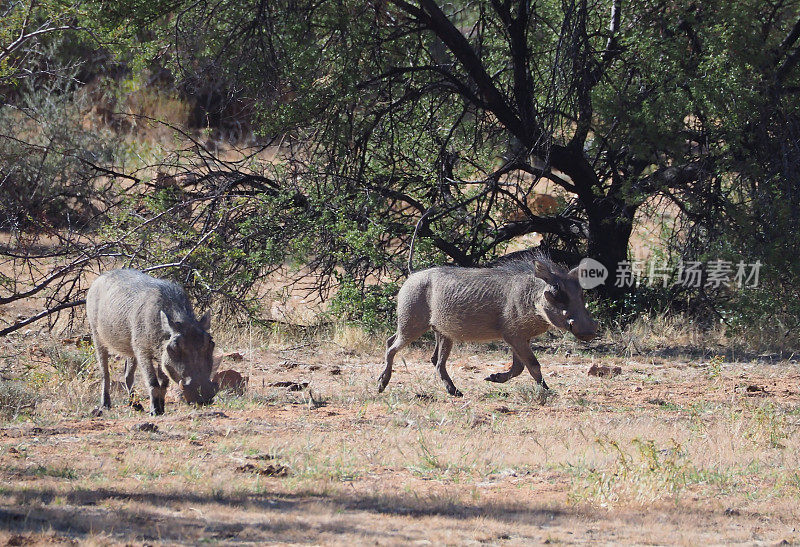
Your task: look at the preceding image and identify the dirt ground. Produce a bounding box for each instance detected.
[1,330,799,545]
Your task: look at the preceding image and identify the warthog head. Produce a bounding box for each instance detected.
[534,259,599,342]
[160,311,219,405]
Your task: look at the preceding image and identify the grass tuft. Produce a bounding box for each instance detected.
[0,381,39,418]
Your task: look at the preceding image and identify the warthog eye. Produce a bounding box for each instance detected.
[166,338,184,357]
[545,282,569,306]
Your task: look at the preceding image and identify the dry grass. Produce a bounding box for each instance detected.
[1,324,800,544]
[597,311,800,358]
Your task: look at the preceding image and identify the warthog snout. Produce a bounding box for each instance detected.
[181,378,219,405]
[181,377,218,405]
[568,318,599,342]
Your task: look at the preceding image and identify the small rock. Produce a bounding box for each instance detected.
[245,453,276,461]
[134,422,158,433]
[214,369,247,395]
[195,411,228,419]
[235,463,289,477]
[223,352,244,362]
[269,381,309,391]
[744,384,768,396]
[61,334,92,348]
[6,534,30,546]
[587,364,622,378]
[494,405,517,415]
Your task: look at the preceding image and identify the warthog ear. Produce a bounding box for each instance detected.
[568,266,580,279]
[199,311,211,331]
[534,260,554,282]
[160,310,177,336]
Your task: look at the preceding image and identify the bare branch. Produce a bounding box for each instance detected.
[0,299,86,337]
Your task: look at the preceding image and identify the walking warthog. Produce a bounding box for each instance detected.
[378,254,598,396]
[86,269,218,415]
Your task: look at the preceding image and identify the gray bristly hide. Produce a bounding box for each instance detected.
[86,269,218,415]
[378,253,599,396]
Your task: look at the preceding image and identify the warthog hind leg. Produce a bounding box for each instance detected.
[378,333,405,392]
[379,318,429,392]
[433,335,462,397]
[504,337,550,390]
[92,333,112,409]
[431,331,440,367]
[124,357,145,411]
[124,357,137,394]
[485,354,525,383]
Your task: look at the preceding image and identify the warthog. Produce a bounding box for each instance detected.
[86,269,218,415]
[378,254,598,396]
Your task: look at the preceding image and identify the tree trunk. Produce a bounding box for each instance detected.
[585,197,636,301]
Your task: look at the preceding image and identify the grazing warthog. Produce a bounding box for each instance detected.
[378,254,598,396]
[86,269,218,415]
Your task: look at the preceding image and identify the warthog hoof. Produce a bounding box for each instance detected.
[540,379,550,391]
[377,373,391,393]
[150,401,165,416]
[449,387,463,397]
[484,373,508,383]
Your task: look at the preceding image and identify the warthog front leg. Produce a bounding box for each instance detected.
[504,337,550,390]
[138,352,166,415]
[433,334,462,397]
[155,366,170,403]
[485,354,525,384]
[525,353,549,390]
[92,334,112,409]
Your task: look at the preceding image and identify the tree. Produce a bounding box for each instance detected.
[4,0,800,335]
[93,0,736,299]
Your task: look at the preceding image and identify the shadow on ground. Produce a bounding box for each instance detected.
[0,484,571,543]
